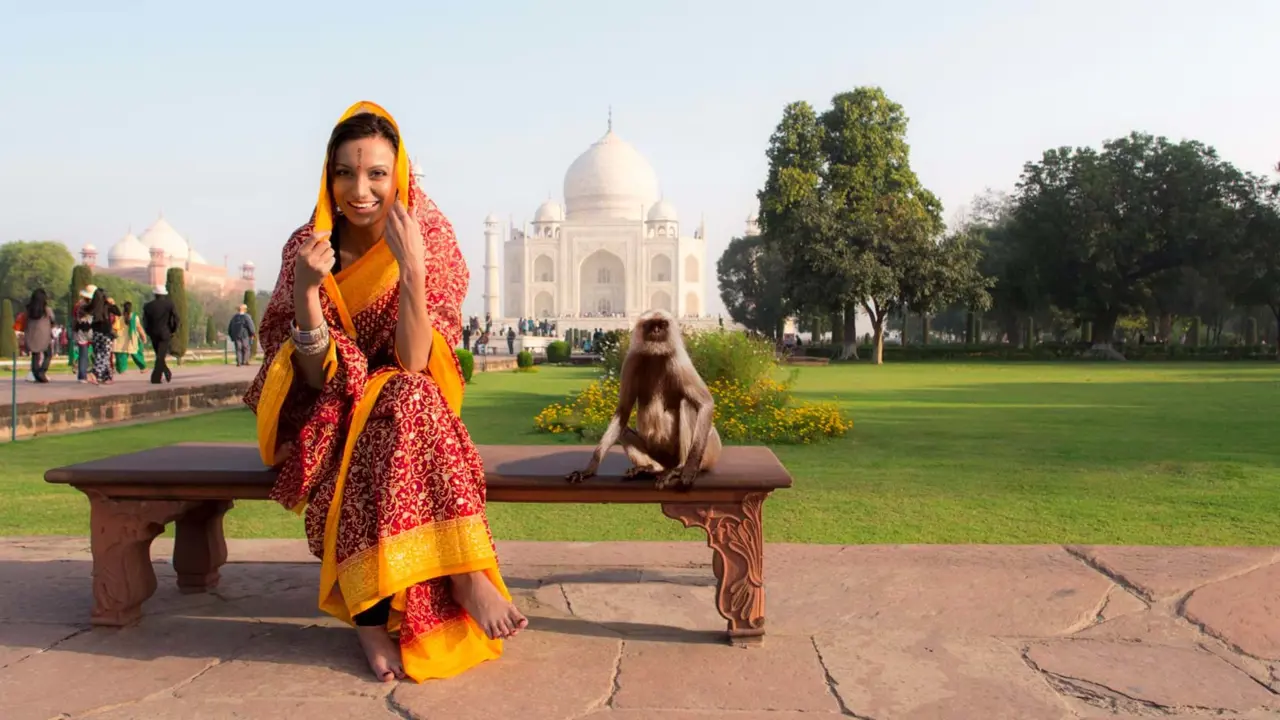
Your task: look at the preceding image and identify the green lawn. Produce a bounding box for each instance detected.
[2,362,1278,545]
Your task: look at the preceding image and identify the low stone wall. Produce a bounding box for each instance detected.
[1,382,252,441]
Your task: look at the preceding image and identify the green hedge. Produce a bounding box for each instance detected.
[454,348,474,382]
[798,342,1279,362]
[546,340,571,364]
[517,350,534,368]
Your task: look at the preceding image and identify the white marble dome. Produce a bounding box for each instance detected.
[139,216,190,264]
[188,248,208,266]
[647,199,678,223]
[484,213,501,225]
[533,199,565,223]
[563,130,659,222]
[108,232,149,267]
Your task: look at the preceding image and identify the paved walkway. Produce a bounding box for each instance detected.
[0,538,1276,719]
[4,363,258,406]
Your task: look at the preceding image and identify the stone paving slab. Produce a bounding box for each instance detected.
[0,538,1277,720]
[5,362,258,406]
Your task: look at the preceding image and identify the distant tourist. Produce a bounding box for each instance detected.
[227,304,257,366]
[142,285,178,384]
[17,288,55,383]
[506,326,515,354]
[113,301,147,374]
[242,102,524,685]
[87,288,122,385]
[72,285,96,383]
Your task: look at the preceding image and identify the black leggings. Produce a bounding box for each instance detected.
[354,596,393,627]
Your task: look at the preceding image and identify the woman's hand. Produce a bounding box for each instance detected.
[295,231,334,290]
[384,198,424,274]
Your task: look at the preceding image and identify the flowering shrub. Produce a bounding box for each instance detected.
[534,351,852,445]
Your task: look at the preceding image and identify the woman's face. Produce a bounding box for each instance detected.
[330,136,397,230]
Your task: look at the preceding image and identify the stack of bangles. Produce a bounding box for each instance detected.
[291,321,331,356]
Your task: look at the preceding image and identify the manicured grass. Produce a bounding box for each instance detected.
[2,363,1277,545]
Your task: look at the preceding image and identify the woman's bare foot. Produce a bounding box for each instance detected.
[355,625,405,683]
[450,571,528,640]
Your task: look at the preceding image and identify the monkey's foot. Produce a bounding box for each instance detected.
[653,468,692,491]
[622,466,658,482]
[565,469,595,484]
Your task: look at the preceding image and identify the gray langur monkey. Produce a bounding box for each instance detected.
[565,309,722,490]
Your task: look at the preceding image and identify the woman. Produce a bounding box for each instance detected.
[113,301,147,374]
[244,101,526,685]
[21,288,55,383]
[87,288,121,384]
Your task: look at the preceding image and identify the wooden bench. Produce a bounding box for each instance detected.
[45,443,792,645]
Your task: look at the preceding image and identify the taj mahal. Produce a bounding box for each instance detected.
[480,118,722,330]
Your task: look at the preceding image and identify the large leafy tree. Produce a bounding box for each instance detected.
[716,234,790,339]
[0,241,75,313]
[758,87,988,363]
[1010,132,1255,348]
[1232,182,1280,345]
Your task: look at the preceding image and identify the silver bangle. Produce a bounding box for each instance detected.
[291,322,331,356]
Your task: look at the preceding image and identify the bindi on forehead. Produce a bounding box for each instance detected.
[356,147,363,172]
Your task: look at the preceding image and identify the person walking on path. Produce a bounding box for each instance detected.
[228,304,257,366]
[17,288,55,383]
[142,285,179,384]
[87,288,122,385]
[113,301,148,374]
[72,285,96,383]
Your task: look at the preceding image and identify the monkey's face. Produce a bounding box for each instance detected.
[642,317,670,344]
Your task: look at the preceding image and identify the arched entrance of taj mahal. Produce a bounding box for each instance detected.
[579,250,626,315]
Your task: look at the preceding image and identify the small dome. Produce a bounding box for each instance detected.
[533,199,564,223]
[139,216,190,264]
[83,243,98,253]
[108,232,149,266]
[647,199,678,223]
[484,213,501,225]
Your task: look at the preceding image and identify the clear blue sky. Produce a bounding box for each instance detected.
[3,0,1276,317]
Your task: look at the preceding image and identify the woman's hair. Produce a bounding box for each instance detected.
[123,301,133,315]
[326,112,400,181]
[88,288,109,322]
[26,288,47,319]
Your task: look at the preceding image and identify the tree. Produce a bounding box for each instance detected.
[68,264,93,323]
[0,241,75,315]
[716,234,790,339]
[1009,132,1255,350]
[166,268,188,360]
[0,300,15,358]
[759,87,988,363]
[243,289,259,356]
[1232,183,1280,348]
[91,273,152,316]
[205,315,217,345]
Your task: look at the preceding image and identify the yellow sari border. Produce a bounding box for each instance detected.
[256,338,338,468]
[335,514,497,610]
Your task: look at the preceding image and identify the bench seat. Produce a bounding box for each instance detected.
[46,443,792,645]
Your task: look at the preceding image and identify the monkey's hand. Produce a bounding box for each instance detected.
[654,467,694,491]
[622,466,656,482]
[565,468,596,484]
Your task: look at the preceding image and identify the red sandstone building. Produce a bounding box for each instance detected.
[79,215,255,298]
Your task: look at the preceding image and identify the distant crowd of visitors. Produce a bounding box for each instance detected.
[9,285,259,386]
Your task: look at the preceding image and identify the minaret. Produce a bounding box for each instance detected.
[483,214,502,320]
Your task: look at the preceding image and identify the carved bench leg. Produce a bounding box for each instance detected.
[86,491,194,626]
[662,492,767,646]
[173,500,233,594]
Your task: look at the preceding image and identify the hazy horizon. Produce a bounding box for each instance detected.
[3,0,1277,318]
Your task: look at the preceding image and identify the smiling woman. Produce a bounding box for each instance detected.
[243,101,526,685]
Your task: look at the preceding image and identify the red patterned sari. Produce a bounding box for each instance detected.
[244,101,510,682]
